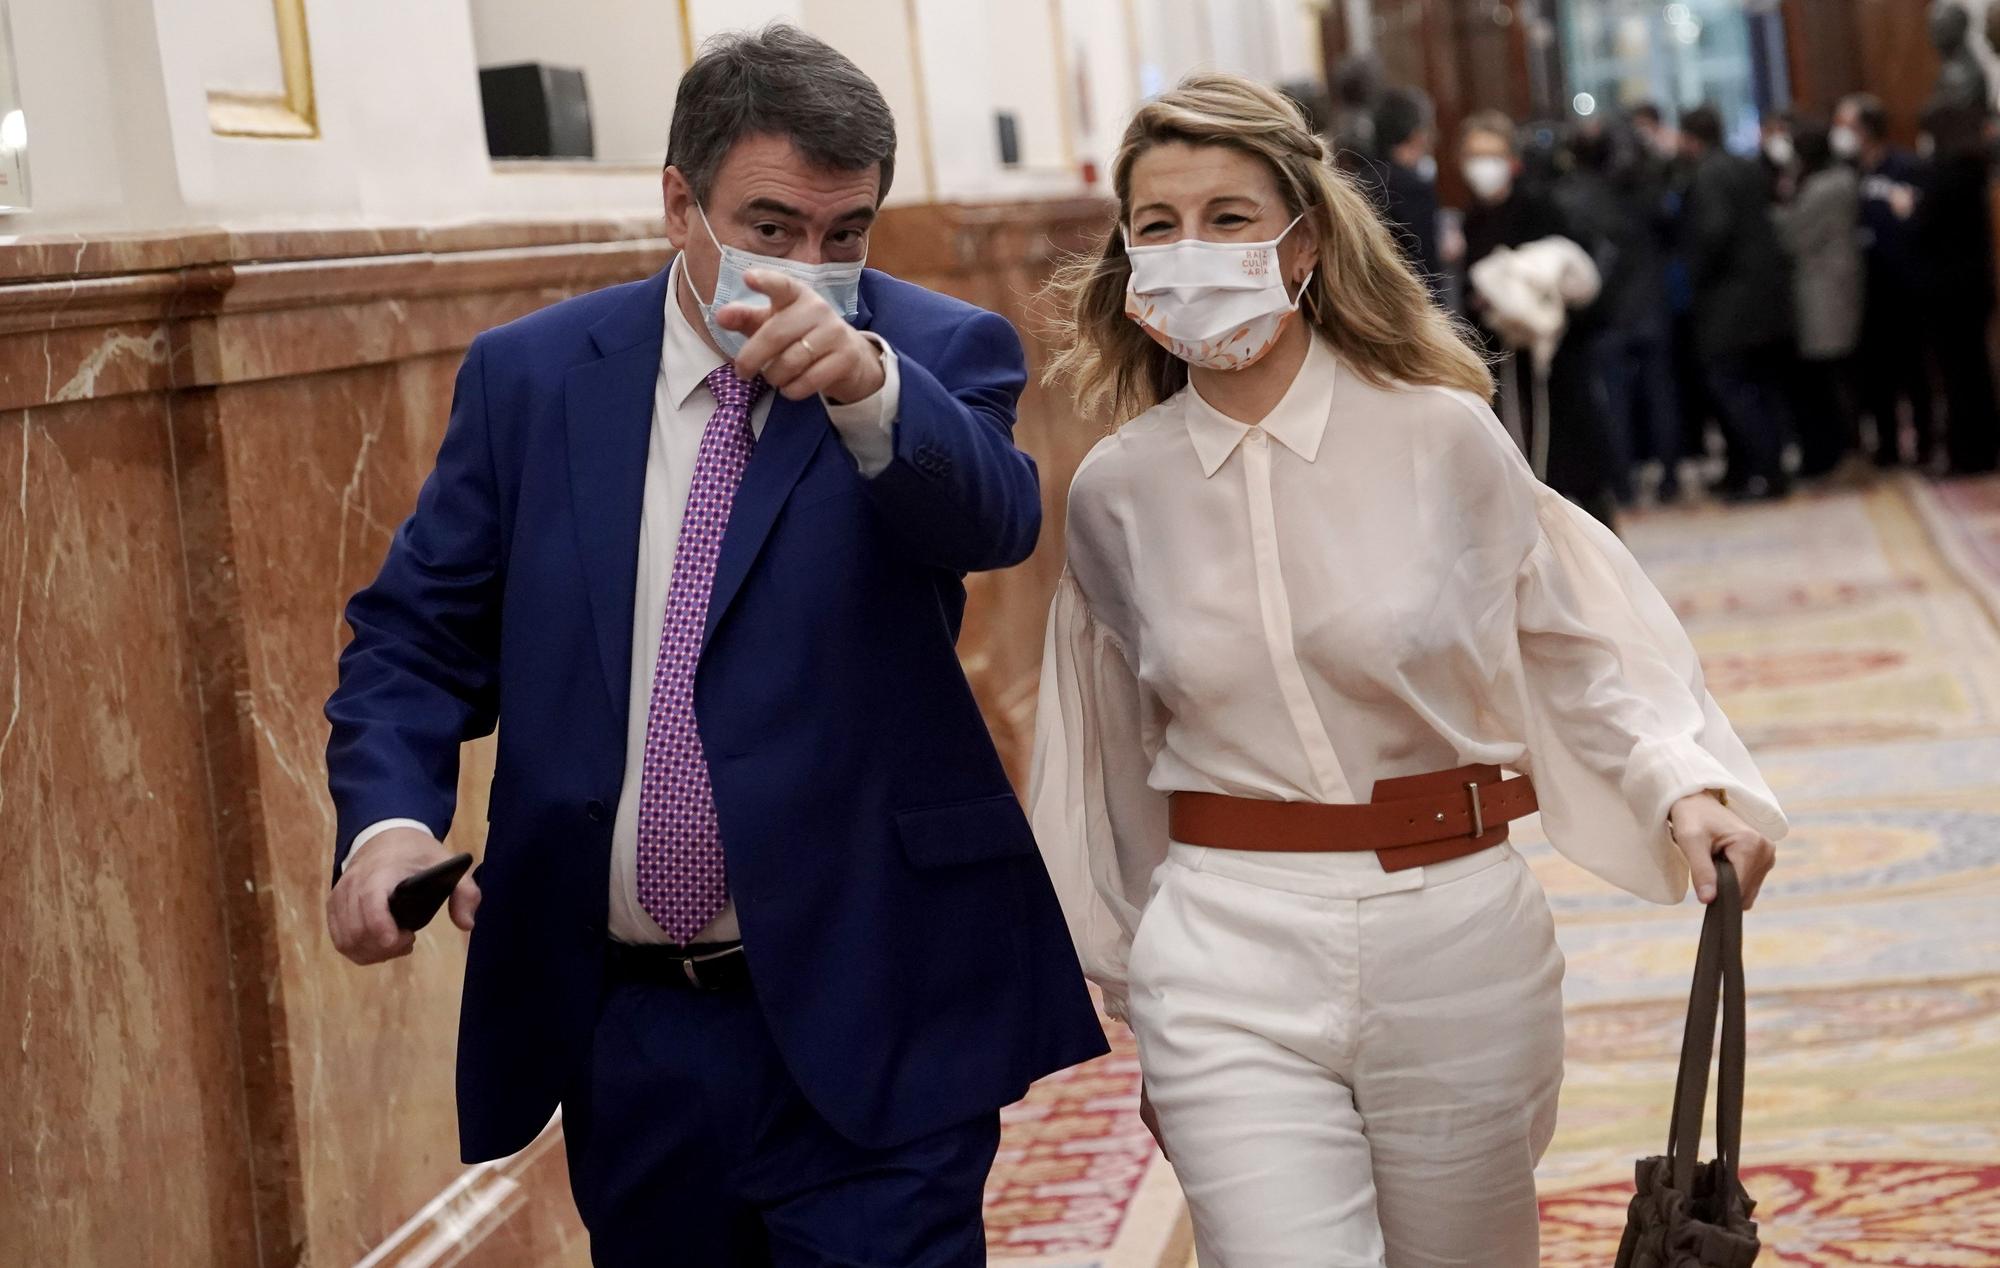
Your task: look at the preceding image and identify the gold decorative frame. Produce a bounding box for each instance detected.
[901,0,940,201]
[1047,0,1078,170]
[677,0,697,69]
[207,0,318,139]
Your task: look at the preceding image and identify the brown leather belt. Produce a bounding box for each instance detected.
[1167,764,1538,872]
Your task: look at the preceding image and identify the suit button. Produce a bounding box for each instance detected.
[585,799,608,823]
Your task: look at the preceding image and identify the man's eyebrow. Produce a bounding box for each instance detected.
[833,204,878,226]
[743,197,805,219]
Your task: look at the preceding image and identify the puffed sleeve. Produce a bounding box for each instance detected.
[1028,571,1170,1023]
[1514,491,1788,902]
[1437,392,1788,904]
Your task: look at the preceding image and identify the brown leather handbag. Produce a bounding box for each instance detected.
[1615,857,1762,1267]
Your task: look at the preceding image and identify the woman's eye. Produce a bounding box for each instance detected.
[1214,214,1251,228]
[1137,221,1172,237]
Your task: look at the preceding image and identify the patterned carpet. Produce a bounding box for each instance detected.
[985,476,2000,1266]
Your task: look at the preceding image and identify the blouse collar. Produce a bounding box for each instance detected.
[1182,334,1339,478]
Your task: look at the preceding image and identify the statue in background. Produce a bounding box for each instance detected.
[1930,1,1991,117]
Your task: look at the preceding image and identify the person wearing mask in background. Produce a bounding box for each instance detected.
[1035,71,1783,1266]
[1776,123,1865,481]
[1761,110,1800,203]
[1917,102,2000,476]
[1368,87,1446,299]
[1837,93,1934,469]
[1557,122,1677,505]
[1680,104,1795,501]
[1461,111,1621,526]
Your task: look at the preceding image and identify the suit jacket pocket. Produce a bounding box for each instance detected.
[895,793,1037,869]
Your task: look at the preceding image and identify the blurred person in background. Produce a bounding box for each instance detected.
[1917,102,2000,475]
[1838,92,1934,469]
[1329,53,1385,176]
[1680,104,1794,501]
[1631,101,1682,165]
[1368,87,1445,299]
[1556,121,1677,505]
[1460,111,1621,525]
[1775,122,1865,480]
[1036,71,1783,1266]
[1635,100,1718,489]
[1761,110,1800,202]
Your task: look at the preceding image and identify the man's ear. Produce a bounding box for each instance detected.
[662,166,695,250]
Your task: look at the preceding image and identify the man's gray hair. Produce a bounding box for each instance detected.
[667,24,898,204]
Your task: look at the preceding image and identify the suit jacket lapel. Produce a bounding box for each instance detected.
[704,392,826,646]
[700,273,884,645]
[566,269,671,726]
[700,271,883,646]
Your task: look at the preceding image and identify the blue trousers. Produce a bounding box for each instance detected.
[562,973,999,1267]
[1596,324,1681,498]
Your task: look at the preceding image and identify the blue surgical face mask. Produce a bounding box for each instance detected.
[693,204,866,356]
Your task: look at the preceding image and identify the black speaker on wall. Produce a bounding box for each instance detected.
[479,63,595,159]
[995,111,1020,167]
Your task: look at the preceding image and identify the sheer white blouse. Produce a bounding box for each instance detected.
[1028,336,1787,1020]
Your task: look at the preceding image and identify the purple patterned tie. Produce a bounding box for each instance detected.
[635,364,768,942]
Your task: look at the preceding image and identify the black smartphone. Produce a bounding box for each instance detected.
[388,852,475,932]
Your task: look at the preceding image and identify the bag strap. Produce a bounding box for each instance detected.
[1716,858,1746,1178]
[1666,857,1746,1193]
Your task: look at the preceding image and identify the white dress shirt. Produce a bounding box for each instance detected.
[353,257,902,946]
[1028,334,1787,1019]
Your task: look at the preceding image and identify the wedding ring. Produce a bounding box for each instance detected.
[799,335,818,359]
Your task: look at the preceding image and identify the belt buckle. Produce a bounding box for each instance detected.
[680,944,739,991]
[1464,781,1485,838]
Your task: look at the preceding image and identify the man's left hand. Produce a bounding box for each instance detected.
[718,269,885,404]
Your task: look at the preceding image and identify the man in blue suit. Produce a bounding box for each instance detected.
[324,25,1106,1265]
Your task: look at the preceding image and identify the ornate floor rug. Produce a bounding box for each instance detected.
[987,476,2000,1266]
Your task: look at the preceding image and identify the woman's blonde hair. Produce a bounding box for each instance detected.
[1044,72,1493,422]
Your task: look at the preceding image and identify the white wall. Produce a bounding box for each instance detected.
[1063,0,1143,186]
[800,0,932,202]
[0,0,1326,235]
[3,0,183,228]
[199,0,285,96]
[468,0,684,163]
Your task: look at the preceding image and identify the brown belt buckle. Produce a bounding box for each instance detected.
[1464,781,1485,838]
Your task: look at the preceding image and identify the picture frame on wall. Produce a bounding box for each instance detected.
[0,0,27,212]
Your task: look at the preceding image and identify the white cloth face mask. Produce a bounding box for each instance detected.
[1122,213,1312,371]
[1463,156,1514,202]
[693,204,866,356]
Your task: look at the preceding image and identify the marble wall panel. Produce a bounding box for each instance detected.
[0,394,258,1266]
[180,355,516,1262]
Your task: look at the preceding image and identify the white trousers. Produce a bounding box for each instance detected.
[1126,842,1566,1268]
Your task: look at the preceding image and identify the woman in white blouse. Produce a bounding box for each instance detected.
[1031,73,1784,1267]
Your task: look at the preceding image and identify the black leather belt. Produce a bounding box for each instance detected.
[604,940,751,992]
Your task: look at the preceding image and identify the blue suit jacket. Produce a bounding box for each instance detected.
[325,267,1108,1162]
